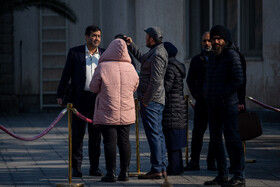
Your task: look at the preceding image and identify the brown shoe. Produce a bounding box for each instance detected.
[138,171,162,179]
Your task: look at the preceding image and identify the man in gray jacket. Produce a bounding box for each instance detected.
[126,26,168,179]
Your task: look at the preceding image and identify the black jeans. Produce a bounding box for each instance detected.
[208,103,245,179]
[100,125,131,173]
[72,91,102,170]
[190,99,215,164]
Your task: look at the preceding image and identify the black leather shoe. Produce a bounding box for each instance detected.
[207,164,217,171]
[204,176,228,185]
[101,173,116,182]
[228,167,235,174]
[118,170,129,181]
[72,168,82,177]
[222,177,245,187]
[138,170,162,179]
[89,168,104,177]
[184,161,200,171]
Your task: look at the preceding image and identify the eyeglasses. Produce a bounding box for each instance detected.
[202,39,211,43]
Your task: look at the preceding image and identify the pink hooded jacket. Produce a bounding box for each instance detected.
[89,39,139,125]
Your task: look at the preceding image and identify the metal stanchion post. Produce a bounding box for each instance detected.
[243,141,256,163]
[57,104,84,187]
[129,99,144,177]
[68,103,73,184]
[184,95,189,166]
[135,99,140,173]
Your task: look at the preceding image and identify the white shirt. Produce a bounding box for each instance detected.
[84,45,100,91]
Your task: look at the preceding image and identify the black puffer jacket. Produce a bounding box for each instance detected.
[203,42,244,106]
[163,57,188,129]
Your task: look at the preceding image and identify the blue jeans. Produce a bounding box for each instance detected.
[208,103,245,179]
[140,101,167,173]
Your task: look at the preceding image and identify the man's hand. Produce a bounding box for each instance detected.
[125,37,133,45]
[238,104,245,111]
[57,98,63,106]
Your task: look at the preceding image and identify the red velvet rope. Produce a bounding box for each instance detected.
[188,99,195,109]
[246,96,280,113]
[0,108,67,141]
[72,108,93,123]
[188,96,280,113]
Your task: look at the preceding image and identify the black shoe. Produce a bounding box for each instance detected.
[101,173,116,182]
[184,161,200,171]
[204,175,228,185]
[222,177,245,187]
[207,163,217,171]
[89,168,104,176]
[228,167,235,174]
[166,171,180,176]
[118,170,129,181]
[138,170,163,179]
[72,168,82,177]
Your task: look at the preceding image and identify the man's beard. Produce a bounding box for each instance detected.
[213,44,224,56]
[146,42,152,48]
[203,46,212,53]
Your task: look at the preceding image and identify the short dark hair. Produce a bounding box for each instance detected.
[85,25,101,36]
[115,34,124,39]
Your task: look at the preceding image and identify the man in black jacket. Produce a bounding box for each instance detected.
[186,31,216,171]
[57,25,104,178]
[203,25,245,187]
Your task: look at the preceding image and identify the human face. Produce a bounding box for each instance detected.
[211,35,226,56]
[145,34,154,48]
[201,33,212,52]
[85,30,101,49]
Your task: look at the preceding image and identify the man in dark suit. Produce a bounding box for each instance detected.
[186,32,216,171]
[57,25,105,177]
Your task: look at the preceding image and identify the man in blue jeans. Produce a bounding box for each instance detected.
[126,26,168,179]
[203,25,245,187]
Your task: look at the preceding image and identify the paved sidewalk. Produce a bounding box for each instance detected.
[0,108,280,187]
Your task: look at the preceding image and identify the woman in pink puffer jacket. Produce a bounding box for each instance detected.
[89,38,139,182]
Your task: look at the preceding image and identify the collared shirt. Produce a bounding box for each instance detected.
[84,45,100,91]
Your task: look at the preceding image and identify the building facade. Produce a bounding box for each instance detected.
[0,0,279,112]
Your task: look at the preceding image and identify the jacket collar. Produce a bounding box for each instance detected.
[142,43,164,61]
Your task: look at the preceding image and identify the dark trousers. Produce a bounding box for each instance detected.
[72,91,102,170]
[208,103,245,179]
[100,125,131,173]
[190,99,215,164]
[167,149,184,174]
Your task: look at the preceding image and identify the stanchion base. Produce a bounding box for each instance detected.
[56,183,84,187]
[246,159,256,163]
[129,172,146,177]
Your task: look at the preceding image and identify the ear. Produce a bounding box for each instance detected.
[149,37,156,45]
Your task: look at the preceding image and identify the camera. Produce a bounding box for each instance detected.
[115,34,127,41]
